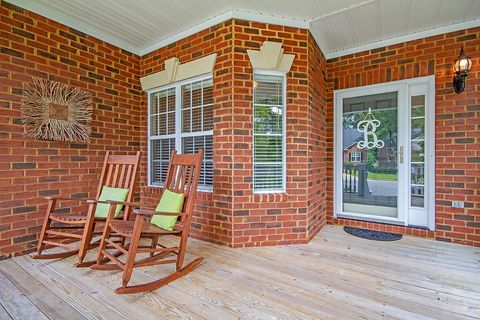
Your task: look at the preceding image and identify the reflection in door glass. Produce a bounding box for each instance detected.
[342,92,398,218]
[410,95,426,208]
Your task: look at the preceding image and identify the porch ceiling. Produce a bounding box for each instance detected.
[7,0,480,58]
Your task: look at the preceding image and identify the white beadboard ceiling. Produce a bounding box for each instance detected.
[7,0,480,58]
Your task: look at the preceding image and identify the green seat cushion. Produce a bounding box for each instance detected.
[94,186,130,218]
[151,189,185,231]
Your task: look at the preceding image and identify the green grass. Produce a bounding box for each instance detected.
[351,171,397,181]
[366,172,397,181]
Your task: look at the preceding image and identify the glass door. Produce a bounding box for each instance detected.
[334,77,434,229]
[338,89,406,222]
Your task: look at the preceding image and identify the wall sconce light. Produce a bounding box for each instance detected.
[453,47,472,94]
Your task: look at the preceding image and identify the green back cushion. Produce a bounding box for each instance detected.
[95,186,130,218]
[151,189,185,231]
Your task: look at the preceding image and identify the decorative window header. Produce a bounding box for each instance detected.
[247,41,295,72]
[140,54,217,91]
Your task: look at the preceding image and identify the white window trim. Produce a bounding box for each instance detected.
[350,151,361,162]
[252,69,287,194]
[147,73,213,192]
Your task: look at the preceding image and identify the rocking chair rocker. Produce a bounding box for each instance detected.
[34,151,141,267]
[91,150,204,294]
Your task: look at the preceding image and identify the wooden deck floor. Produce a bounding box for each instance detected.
[0,225,478,320]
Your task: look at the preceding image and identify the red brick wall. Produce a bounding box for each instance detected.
[230,20,310,247]
[0,1,141,258]
[0,4,329,256]
[5,1,477,255]
[326,27,480,246]
[306,32,328,241]
[139,19,329,247]
[139,20,235,246]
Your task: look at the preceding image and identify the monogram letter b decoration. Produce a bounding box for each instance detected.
[356,108,384,150]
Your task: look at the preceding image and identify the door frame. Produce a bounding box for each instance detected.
[333,76,435,230]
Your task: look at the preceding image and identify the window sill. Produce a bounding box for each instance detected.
[147,184,213,193]
[253,192,288,202]
[253,189,286,195]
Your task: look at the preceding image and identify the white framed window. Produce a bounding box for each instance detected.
[148,74,213,191]
[253,71,286,193]
[350,151,362,162]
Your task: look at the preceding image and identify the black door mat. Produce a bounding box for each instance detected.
[343,226,402,241]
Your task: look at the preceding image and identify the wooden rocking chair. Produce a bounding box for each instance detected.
[91,150,204,294]
[34,151,141,267]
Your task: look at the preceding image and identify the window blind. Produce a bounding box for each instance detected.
[253,74,285,192]
[182,135,213,188]
[151,138,175,184]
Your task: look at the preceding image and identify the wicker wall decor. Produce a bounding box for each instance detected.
[21,78,93,142]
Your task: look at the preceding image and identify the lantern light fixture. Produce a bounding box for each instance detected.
[453,47,472,94]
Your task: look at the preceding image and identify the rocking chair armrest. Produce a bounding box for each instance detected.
[86,199,110,205]
[133,208,185,217]
[105,200,141,207]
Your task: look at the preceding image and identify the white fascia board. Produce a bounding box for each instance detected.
[139,10,310,56]
[8,0,479,61]
[139,10,234,56]
[325,18,480,60]
[232,10,310,29]
[6,0,141,55]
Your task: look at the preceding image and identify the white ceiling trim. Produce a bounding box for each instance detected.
[7,0,141,54]
[138,9,310,56]
[231,10,310,29]
[139,10,234,56]
[325,18,480,60]
[6,0,480,60]
[8,0,310,56]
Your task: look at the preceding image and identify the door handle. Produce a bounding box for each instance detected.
[399,146,404,164]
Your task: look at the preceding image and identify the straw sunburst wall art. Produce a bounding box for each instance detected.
[21,78,93,143]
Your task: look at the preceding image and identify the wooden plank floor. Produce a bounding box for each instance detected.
[0,225,479,320]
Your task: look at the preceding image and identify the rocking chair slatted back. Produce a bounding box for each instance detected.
[163,150,203,224]
[95,152,141,219]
